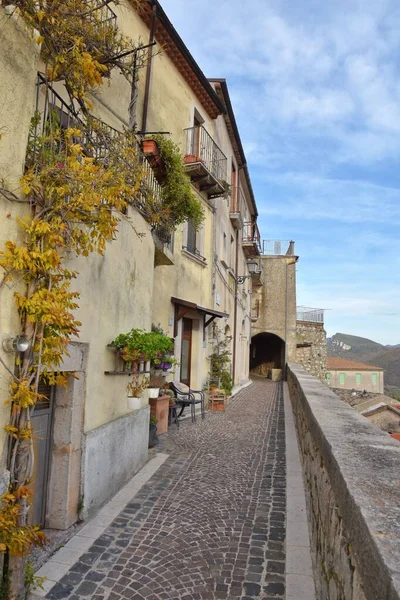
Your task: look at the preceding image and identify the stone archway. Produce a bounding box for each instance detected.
[250,332,285,376]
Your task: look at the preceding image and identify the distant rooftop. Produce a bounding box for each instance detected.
[327,357,384,371]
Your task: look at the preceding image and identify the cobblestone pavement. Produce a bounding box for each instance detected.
[46,379,286,600]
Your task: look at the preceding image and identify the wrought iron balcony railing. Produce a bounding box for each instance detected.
[183,125,227,194]
[28,73,165,227]
[92,1,117,28]
[262,240,295,256]
[229,186,245,229]
[242,221,262,256]
[296,307,324,323]
[230,186,245,214]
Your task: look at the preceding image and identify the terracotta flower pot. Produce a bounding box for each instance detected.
[184,154,199,164]
[142,139,160,157]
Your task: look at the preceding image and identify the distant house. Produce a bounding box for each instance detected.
[326,357,384,393]
[359,403,400,434]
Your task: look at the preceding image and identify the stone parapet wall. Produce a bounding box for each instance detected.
[287,363,400,600]
[296,321,327,382]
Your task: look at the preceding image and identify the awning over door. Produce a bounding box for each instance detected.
[171,296,229,336]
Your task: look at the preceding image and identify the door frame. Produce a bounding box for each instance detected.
[180,317,193,387]
[30,384,55,526]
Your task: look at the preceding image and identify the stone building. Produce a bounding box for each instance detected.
[295,307,327,381]
[250,241,298,379]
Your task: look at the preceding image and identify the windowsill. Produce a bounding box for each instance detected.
[181,248,207,267]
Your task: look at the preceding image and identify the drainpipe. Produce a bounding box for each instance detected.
[140,3,157,134]
[284,257,297,379]
[284,261,289,380]
[232,229,239,384]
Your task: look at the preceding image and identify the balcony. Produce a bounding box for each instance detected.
[183,125,227,198]
[261,239,295,256]
[229,186,244,230]
[29,74,173,265]
[242,221,261,257]
[249,257,263,286]
[251,299,260,322]
[296,306,324,324]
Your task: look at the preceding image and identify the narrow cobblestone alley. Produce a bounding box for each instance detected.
[44,379,286,600]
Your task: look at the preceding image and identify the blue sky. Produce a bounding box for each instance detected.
[161,0,400,345]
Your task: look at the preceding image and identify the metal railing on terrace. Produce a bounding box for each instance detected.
[230,186,246,214]
[262,240,295,256]
[91,1,117,29]
[29,74,166,229]
[183,125,227,182]
[296,307,325,323]
[242,222,262,253]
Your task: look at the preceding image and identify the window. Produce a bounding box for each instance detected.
[371,373,377,385]
[355,373,361,385]
[187,218,197,254]
[183,219,205,262]
[339,373,346,385]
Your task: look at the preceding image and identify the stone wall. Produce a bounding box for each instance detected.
[296,321,327,382]
[251,255,298,363]
[287,363,400,600]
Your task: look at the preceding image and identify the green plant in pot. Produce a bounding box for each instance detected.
[112,327,174,365]
[208,325,233,396]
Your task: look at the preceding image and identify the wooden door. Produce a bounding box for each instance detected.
[180,318,192,387]
[30,383,55,526]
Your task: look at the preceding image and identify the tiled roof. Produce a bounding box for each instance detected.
[390,433,400,442]
[326,357,383,371]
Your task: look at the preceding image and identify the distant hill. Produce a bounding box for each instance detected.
[327,333,400,398]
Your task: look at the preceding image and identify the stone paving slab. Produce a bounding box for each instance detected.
[36,379,286,599]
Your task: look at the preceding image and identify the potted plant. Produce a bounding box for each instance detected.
[126,375,148,410]
[148,374,164,398]
[112,327,174,367]
[148,417,159,448]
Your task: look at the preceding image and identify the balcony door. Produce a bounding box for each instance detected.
[231,163,237,212]
[180,318,192,387]
[192,116,202,159]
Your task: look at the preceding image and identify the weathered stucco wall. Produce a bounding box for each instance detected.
[0,7,41,483]
[296,321,327,381]
[67,210,155,433]
[288,363,400,600]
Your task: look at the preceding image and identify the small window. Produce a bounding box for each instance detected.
[186,218,197,254]
[371,373,377,385]
[339,373,346,385]
[326,372,331,384]
[355,373,361,385]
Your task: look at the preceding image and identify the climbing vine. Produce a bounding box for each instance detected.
[0,0,202,589]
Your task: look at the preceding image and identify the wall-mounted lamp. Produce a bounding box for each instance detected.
[236,259,259,284]
[2,335,30,353]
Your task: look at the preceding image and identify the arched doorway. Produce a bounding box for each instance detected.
[250,332,285,376]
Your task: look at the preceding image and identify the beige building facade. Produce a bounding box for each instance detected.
[326,357,384,394]
[0,0,261,529]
